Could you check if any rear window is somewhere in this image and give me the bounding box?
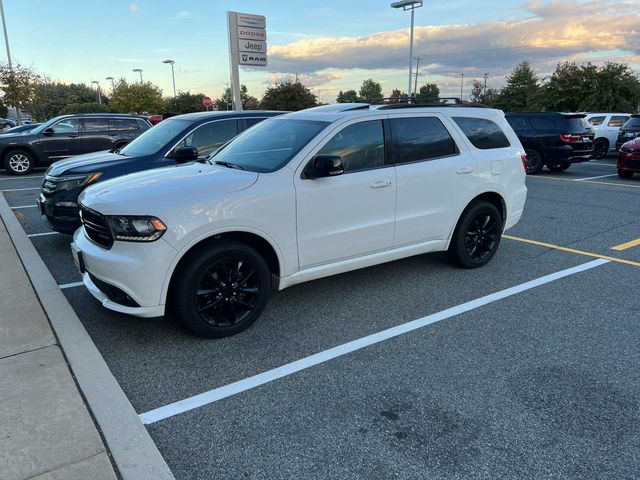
[529,117,557,131]
[560,117,592,133]
[110,118,140,131]
[84,118,109,132]
[608,116,629,127]
[505,116,528,131]
[452,117,510,149]
[390,117,458,164]
[622,117,640,129]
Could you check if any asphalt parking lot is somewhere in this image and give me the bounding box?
[2,159,640,479]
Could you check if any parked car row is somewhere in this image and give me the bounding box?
[38,103,528,338]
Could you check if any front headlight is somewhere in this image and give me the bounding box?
[55,172,102,191]
[106,215,167,242]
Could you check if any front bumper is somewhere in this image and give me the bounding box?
[38,192,81,234]
[72,227,177,317]
[618,152,640,172]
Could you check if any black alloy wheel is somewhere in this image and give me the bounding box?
[524,149,544,174]
[592,139,609,159]
[447,201,503,268]
[172,240,271,338]
[547,163,570,172]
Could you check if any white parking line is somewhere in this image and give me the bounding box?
[139,258,610,425]
[11,205,37,209]
[1,187,40,192]
[27,231,60,237]
[574,174,619,181]
[581,162,616,167]
[59,281,84,289]
[0,175,44,180]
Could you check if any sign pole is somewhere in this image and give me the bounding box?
[227,11,243,111]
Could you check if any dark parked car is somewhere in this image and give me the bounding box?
[1,123,43,135]
[615,115,640,151]
[1,114,151,175]
[505,112,594,174]
[617,137,640,179]
[39,110,283,233]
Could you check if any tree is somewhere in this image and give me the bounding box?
[415,83,440,104]
[31,81,99,120]
[109,79,164,114]
[469,80,484,103]
[0,62,42,124]
[336,89,358,103]
[164,92,207,114]
[260,81,317,111]
[494,61,541,112]
[359,79,383,102]
[62,102,110,114]
[214,84,259,111]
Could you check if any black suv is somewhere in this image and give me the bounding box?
[505,112,594,174]
[616,115,640,151]
[1,114,150,175]
[39,110,283,233]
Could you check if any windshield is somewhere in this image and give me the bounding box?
[119,119,189,156]
[209,119,329,173]
[30,116,65,134]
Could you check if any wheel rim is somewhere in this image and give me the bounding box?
[194,258,260,327]
[8,154,30,173]
[594,142,607,158]
[525,152,539,173]
[464,213,499,262]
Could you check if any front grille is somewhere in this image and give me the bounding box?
[80,205,113,249]
[42,175,57,195]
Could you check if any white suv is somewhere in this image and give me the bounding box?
[71,103,527,337]
[585,113,631,158]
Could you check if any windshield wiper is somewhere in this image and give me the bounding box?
[214,160,244,170]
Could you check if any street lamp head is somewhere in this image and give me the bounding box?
[91,80,99,85]
[162,59,175,65]
[105,76,114,80]
[390,0,423,9]
[132,68,143,73]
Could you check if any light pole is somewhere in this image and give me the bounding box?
[162,59,176,97]
[132,68,143,83]
[105,76,115,89]
[0,0,20,125]
[391,0,423,100]
[91,80,101,104]
[460,73,464,100]
[483,72,488,96]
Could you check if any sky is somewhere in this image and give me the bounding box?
[3,0,639,103]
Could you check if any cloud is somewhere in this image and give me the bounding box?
[266,0,639,85]
[129,3,138,15]
[265,71,344,87]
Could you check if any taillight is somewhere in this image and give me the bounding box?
[560,134,581,142]
[520,154,527,172]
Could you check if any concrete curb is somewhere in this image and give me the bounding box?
[0,194,175,480]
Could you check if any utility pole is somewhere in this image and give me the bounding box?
[413,56,422,97]
[460,73,464,100]
[0,0,20,125]
[483,73,488,96]
[294,72,299,83]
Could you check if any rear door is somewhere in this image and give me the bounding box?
[81,117,112,153]
[391,114,477,245]
[38,117,83,163]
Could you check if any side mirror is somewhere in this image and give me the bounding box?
[173,146,199,163]
[305,155,344,179]
[43,127,54,136]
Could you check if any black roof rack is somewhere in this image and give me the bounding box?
[378,102,489,110]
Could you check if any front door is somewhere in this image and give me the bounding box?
[294,118,396,269]
[38,118,83,163]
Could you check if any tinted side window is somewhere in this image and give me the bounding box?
[453,117,510,149]
[177,120,238,157]
[506,116,528,131]
[623,117,640,128]
[588,116,606,126]
[529,117,557,131]
[83,118,109,132]
[316,120,385,173]
[51,118,80,134]
[391,117,457,164]
[110,119,140,131]
[608,116,629,127]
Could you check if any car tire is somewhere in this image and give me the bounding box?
[2,122,12,130]
[547,163,570,172]
[171,240,271,338]
[618,169,633,179]
[524,149,544,174]
[447,201,503,269]
[3,149,34,175]
[592,139,609,159]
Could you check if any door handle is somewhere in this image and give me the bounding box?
[456,167,474,174]
[370,180,392,189]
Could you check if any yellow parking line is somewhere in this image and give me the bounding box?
[527,176,640,189]
[611,238,640,251]
[503,234,640,268]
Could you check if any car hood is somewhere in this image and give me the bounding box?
[46,150,135,176]
[79,162,259,215]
